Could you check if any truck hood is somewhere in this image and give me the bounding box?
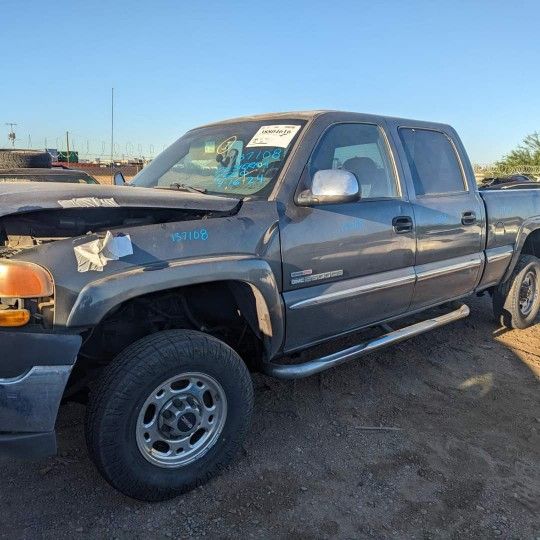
[0,181,240,218]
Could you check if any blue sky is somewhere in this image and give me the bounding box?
[2,0,539,163]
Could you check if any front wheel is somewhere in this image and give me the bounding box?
[85,330,254,501]
[493,254,540,329]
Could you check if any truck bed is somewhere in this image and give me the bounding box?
[481,188,540,251]
[478,188,540,289]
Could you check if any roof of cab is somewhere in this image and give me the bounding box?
[196,110,453,132]
[198,110,328,127]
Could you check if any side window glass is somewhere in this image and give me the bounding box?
[310,124,398,199]
[399,128,466,195]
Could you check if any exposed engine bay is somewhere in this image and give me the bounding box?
[0,206,234,257]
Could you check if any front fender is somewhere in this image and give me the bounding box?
[66,255,284,359]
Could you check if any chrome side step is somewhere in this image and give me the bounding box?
[263,303,470,379]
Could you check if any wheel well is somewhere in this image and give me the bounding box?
[521,229,540,258]
[69,281,264,400]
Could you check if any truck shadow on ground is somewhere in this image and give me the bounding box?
[0,296,538,539]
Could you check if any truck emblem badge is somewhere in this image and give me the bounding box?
[290,269,313,278]
[291,269,343,285]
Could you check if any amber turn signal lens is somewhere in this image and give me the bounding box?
[0,261,54,298]
[0,309,31,327]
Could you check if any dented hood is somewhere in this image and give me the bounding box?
[0,182,241,218]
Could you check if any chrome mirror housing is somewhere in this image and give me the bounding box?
[297,169,360,206]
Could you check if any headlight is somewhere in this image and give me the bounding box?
[0,260,54,298]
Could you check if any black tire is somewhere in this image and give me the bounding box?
[493,254,540,329]
[85,330,254,501]
[0,149,52,168]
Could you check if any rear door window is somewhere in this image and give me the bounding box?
[399,128,466,196]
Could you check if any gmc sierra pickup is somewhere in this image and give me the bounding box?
[1,111,540,501]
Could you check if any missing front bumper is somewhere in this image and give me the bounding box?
[0,431,57,459]
[0,331,81,458]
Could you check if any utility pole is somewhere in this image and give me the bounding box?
[5,123,17,147]
[111,87,114,168]
[66,131,70,164]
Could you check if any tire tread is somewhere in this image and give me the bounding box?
[85,330,253,501]
[493,254,540,329]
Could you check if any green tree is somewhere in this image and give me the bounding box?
[497,132,540,168]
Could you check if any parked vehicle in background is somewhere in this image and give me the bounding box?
[0,149,98,184]
[0,149,52,169]
[0,168,99,184]
[1,111,540,501]
[481,173,539,190]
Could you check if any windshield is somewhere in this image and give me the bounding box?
[132,120,306,198]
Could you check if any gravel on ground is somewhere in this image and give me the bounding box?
[1,296,539,539]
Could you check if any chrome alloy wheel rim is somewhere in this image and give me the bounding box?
[519,270,538,316]
[136,372,227,468]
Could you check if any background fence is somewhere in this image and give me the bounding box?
[473,164,540,178]
[5,130,540,185]
[3,132,166,164]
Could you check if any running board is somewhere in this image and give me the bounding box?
[263,303,470,379]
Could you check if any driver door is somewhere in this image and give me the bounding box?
[280,123,416,351]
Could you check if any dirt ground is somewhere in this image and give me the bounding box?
[1,295,539,539]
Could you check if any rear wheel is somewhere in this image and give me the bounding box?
[493,255,540,329]
[85,330,253,501]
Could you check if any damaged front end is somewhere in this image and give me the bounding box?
[0,183,240,257]
[0,183,243,457]
[0,243,81,458]
[0,183,240,324]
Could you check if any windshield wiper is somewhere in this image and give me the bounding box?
[167,182,207,194]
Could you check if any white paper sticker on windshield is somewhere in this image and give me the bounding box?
[246,125,301,148]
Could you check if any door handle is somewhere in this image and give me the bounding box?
[461,211,477,226]
[392,216,414,234]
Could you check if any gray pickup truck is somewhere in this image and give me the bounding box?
[1,111,540,501]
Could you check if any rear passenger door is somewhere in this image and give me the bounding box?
[395,126,485,309]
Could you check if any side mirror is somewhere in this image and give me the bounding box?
[113,171,126,186]
[296,169,360,206]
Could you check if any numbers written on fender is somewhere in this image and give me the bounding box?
[171,229,209,242]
